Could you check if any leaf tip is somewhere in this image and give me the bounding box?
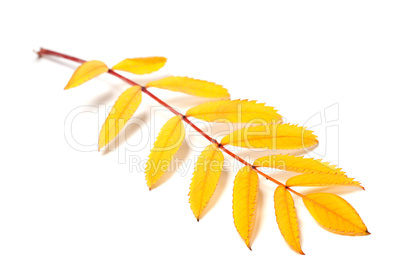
[295,247,305,255]
[193,211,200,222]
[98,142,105,152]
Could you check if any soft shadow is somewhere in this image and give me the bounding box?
[164,95,223,110]
[295,209,306,254]
[132,73,171,87]
[299,186,364,196]
[231,145,319,162]
[197,170,231,220]
[38,55,78,70]
[111,71,171,87]
[101,112,149,155]
[209,123,244,141]
[263,170,299,183]
[88,84,128,106]
[249,188,265,248]
[150,141,193,190]
[124,112,150,142]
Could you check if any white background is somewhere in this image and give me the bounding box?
[1,0,401,273]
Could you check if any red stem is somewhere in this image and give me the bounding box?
[37,48,304,197]
[37,48,86,64]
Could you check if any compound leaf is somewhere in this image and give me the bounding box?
[186,99,282,124]
[274,186,304,254]
[112,57,167,75]
[233,166,259,249]
[146,76,230,98]
[303,193,369,235]
[189,144,224,220]
[221,124,318,150]
[64,60,109,90]
[98,86,142,150]
[145,116,185,190]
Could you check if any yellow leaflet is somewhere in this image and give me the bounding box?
[303,193,369,236]
[274,186,304,255]
[233,166,259,249]
[287,173,363,189]
[145,116,185,190]
[186,99,282,124]
[221,124,318,150]
[112,57,167,75]
[98,86,142,150]
[64,60,109,90]
[146,76,230,98]
[253,154,344,175]
[189,144,224,220]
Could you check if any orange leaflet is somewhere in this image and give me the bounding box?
[112,57,167,75]
[186,99,282,124]
[146,76,230,98]
[274,186,304,254]
[287,173,363,189]
[303,193,369,236]
[64,60,109,90]
[221,124,318,150]
[189,144,224,220]
[145,116,185,190]
[232,166,259,249]
[98,86,142,150]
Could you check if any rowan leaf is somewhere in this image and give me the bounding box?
[287,173,363,189]
[253,154,344,175]
[146,76,230,98]
[186,99,282,124]
[64,60,109,90]
[145,116,185,190]
[303,193,369,235]
[274,186,304,254]
[189,144,224,220]
[42,48,370,253]
[98,86,142,150]
[233,166,259,249]
[112,57,167,75]
[221,124,318,150]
